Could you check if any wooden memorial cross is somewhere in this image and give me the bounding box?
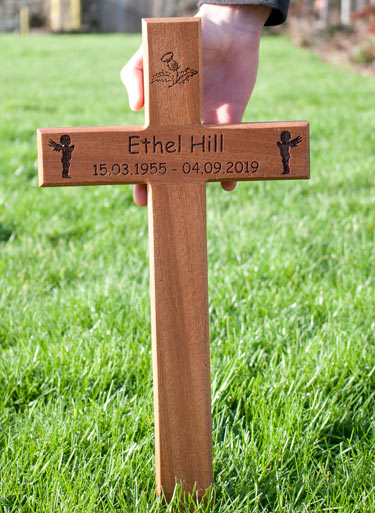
[37,18,309,501]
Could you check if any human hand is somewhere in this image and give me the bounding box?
[121,4,270,206]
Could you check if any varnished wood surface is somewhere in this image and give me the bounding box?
[38,122,309,187]
[36,16,310,501]
[143,18,203,127]
[148,183,212,499]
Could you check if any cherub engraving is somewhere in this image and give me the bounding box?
[48,134,75,179]
[151,51,198,88]
[277,131,303,175]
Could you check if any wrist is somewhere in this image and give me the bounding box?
[197,4,271,34]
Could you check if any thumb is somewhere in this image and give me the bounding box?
[120,46,144,111]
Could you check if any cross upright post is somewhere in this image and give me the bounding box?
[37,17,309,502]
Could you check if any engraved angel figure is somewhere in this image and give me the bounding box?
[277,131,303,175]
[151,51,198,88]
[48,134,75,179]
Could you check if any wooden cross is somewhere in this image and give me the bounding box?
[37,18,309,502]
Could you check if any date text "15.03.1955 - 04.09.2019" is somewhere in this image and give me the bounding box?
[92,160,260,178]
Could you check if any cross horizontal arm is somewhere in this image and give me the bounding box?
[38,121,309,187]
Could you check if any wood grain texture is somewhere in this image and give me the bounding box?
[148,183,212,500]
[145,19,212,500]
[38,122,309,187]
[143,18,203,127]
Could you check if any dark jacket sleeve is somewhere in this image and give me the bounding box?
[197,1,290,26]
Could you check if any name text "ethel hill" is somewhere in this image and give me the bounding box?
[128,134,224,155]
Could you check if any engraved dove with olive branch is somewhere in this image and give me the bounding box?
[151,51,198,88]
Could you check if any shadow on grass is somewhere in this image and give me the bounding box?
[0,223,15,243]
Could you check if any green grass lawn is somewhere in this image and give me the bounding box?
[0,33,374,512]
